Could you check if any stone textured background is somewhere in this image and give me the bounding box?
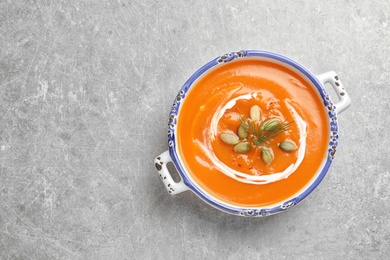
[0,0,389,259]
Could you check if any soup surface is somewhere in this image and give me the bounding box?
[177,58,329,207]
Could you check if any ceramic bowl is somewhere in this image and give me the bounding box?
[154,50,351,217]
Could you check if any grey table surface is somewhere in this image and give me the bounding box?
[1,1,389,259]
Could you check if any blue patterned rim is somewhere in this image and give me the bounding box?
[166,50,338,216]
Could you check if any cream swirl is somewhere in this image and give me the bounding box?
[198,99,307,185]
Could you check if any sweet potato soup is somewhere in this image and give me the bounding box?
[177,58,329,207]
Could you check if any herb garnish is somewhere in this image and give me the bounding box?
[238,116,294,146]
[219,104,296,164]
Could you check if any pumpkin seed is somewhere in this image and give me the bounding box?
[234,142,251,153]
[261,118,282,131]
[220,132,240,145]
[250,105,261,122]
[237,125,248,139]
[278,141,297,152]
[261,148,273,164]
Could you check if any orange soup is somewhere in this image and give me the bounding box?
[177,58,329,207]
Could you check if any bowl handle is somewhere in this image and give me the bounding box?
[154,150,189,195]
[316,71,351,114]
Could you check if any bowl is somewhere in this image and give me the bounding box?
[154,50,351,217]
